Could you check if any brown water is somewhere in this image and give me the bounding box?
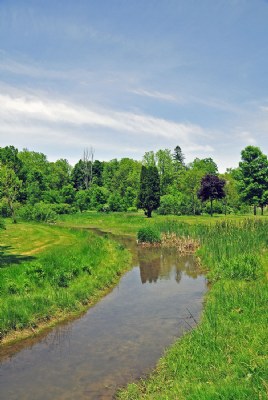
[0,234,206,400]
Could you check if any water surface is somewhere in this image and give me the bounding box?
[0,234,206,399]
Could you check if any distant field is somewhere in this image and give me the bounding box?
[57,210,267,236]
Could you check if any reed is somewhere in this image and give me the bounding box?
[118,219,268,399]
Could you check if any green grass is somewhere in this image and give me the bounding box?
[1,212,268,398]
[58,210,267,236]
[117,218,268,400]
[0,221,130,341]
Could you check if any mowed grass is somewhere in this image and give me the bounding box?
[117,219,268,400]
[0,220,130,342]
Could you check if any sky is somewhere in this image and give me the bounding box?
[1,0,268,171]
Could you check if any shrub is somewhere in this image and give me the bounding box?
[18,202,57,222]
[52,203,76,215]
[158,194,181,215]
[0,199,12,217]
[137,226,161,243]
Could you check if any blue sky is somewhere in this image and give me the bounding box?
[1,0,268,171]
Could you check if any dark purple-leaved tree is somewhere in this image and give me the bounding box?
[198,174,226,216]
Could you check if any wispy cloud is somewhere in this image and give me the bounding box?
[0,93,206,142]
[130,88,178,103]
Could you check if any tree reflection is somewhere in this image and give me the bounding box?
[137,247,200,284]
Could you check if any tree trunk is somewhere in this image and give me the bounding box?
[147,209,152,218]
[261,205,264,216]
[210,199,213,217]
[254,205,257,215]
[8,200,17,224]
[192,194,196,215]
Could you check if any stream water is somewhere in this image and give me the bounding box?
[0,233,206,400]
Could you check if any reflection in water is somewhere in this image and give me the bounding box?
[138,247,199,284]
[0,232,206,400]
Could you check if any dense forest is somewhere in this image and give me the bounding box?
[0,144,268,223]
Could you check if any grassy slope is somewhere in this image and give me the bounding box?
[0,220,131,343]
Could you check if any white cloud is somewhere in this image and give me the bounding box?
[130,88,178,103]
[0,93,205,142]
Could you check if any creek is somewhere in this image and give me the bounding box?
[0,232,206,399]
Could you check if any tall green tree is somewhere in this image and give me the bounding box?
[0,165,22,223]
[237,146,268,215]
[155,149,175,195]
[138,165,160,218]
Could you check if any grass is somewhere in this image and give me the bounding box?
[117,218,268,400]
[58,210,267,236]
[1,212,268,398]
[0,221,130,342]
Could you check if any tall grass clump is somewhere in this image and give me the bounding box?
[137,226,161,244]
[118,218,268,399]
[0,229,130,341]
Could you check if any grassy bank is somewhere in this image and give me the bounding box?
[0,221,130,343]
[118,219,268,399]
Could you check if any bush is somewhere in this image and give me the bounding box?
[137,226,161,243]
[18,202,57,222]
[158,195,181,215]
[108,192,127,212]
[0,199,12,217]
[52,203,76,215]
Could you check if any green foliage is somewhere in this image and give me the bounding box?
[237,146,268,214]
[108,192,127,212]
[75,189,91,212]
[137,226,161,243]
[18,202,57,222]
[158,194,181,215]
[90,185,109,209]
[0,199,12,217]
[138,165,160,217]
[0,165,22,222]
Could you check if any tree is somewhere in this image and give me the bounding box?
[0,165,22,223]
[198,174,226,216]
[237,146,268,215]
[189,157,218,174]
[138,165,160,218]
[179,157,218,215]
[220,170,240,214]
[83,147,94,189]
[155,149,175,195]
[173,145,185,166]
[142,151,156,167]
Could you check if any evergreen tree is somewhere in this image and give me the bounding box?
[138,165,160,218]
[173,145,185,166]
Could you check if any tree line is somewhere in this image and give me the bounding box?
[0,144,267,223]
